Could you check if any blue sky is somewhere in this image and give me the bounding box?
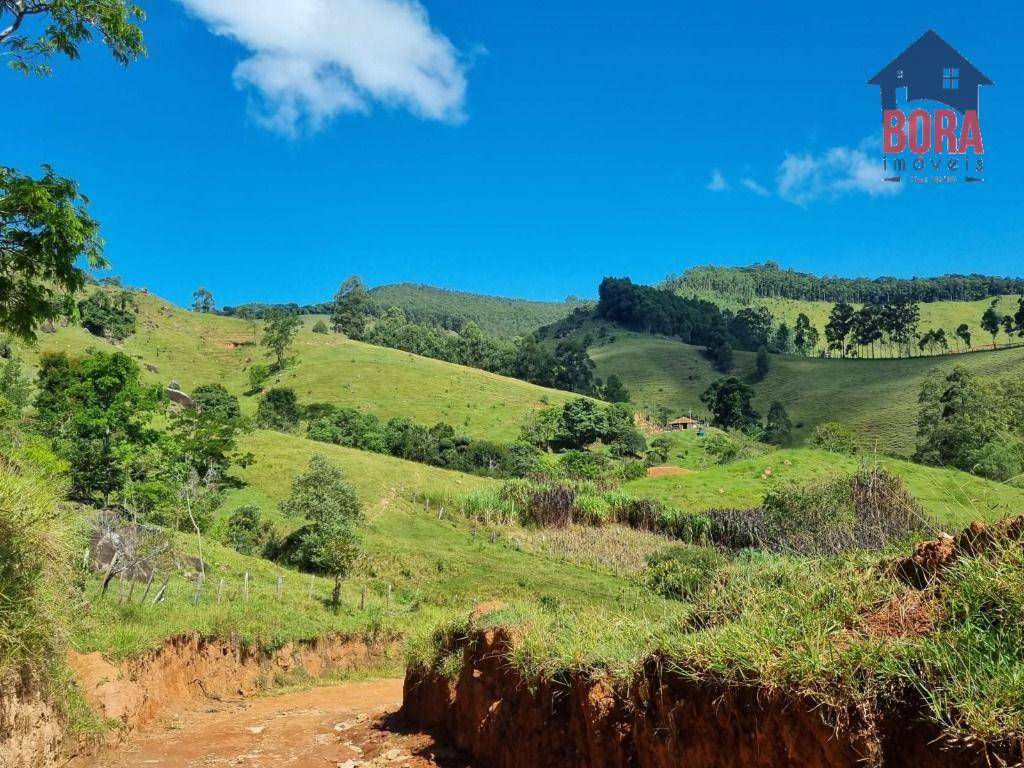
[6,0,1023,306]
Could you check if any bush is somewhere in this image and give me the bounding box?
[312,319,329,334]
[617,459,648,482]
[761,466,926,555]
[248,364,272,393]
[78,291,136,341]
[192,384,241,421]
[257,387,300,430]
[224,505,273,556]
[808,422,861,454]
[525,484,576,528]
[572,494,611,526]
[642,545,726,601]
[558,450,609,480]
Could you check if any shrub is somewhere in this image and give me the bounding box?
[572,494,611,526]
[257,387,300,430]
[78,291,136,341]
[525,484,576,528]
[312,319,329,334]
[558,450,609,480]
[616,459,648,482]
[192,384,241,422]
[224,505,273,556]
[761,466,926,555]
[247,363,272,393]
[642,545,726,601]
[808,422,861,454]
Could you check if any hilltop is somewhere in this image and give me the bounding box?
[18,290,580,441]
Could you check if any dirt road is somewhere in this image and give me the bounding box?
[82,679,473,768]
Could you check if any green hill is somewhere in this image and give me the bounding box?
[625,447,1024,529]
[583,323,1024,455]
[368,283,589,338]
[18,291,580,441]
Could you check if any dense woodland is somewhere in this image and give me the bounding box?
[670,262,1024,304]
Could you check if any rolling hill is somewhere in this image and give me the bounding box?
[625,446,1024,529]
[368,283,589,338]
[582,322,1024,455]
[16,290,581,442]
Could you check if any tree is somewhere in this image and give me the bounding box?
[955,323,972,352]
[257,387,300,431]
[705,333,734,373]
[602,374,630,403]
[808,422,860,454]
[510,335,559,388]
[261,309,301,369]
[825,301,855,357]
[772,323,794,354]
[330,276,370,339]
[764,401,792,446]
[192,288,215,313]
[793,313,819,356]
[34,350,162,504]
[0,166,106,340]
[1001,314,1016,347]
[78,289,136,340]
[312,319,329,334]
[700,378,759,430]
[192,384,241,422]
[0,357,31,411]
[279,456,364,608]
[557,398,607,450]
[755,345,770,379]
[981,301,1002,348]
[0,0,145,76]
[553,339,597,395]
[224,505,272,557]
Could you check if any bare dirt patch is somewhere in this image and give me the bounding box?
[77,679,473,768]
[647,466,693,478]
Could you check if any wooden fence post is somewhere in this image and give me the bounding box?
[140,572,155,604]
[275,574,283,599]
[386,583,392,610]
[243,572,249,602]
[217,578,225,605]
[152,575,170,605]
[192,573,204,606]
[360,585,367,611]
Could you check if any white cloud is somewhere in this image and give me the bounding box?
[706,169,729,192]
[177,0,468,135]
[740,178,770,197]
[776,138,900,206]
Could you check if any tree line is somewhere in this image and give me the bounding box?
[670,262,1024,304]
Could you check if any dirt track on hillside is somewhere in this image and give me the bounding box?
[79,679,473,768]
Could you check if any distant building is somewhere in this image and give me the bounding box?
[667,416,700,431]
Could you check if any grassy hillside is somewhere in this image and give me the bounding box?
[586,325,1024,454]
[625,447,1024,529]
[18,291,579,441]
[369,283,588,338]
[74,429,664,658]
[680,290,1020,355]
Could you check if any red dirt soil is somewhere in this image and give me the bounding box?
[76,679,473,768]
[646,466,693,477]
[402,628,1024,768]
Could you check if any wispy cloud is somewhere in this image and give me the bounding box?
[776,138,900,206]
[706,169,729,192]
[740,178,770,197]
[176,0,468,136]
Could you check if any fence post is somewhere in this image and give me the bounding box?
[386,583,392,610]
[360,584,367,611]
[243,572,249,602]
[192,573,204,606]
[276,574,283,599]
[140,572,155,604]
[217,578,225,605]
[152,575,170,605]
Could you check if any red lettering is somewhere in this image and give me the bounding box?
[957,110,984,154]
[882,109,906,153]
[908,109,931,153]
[934,109,958,154]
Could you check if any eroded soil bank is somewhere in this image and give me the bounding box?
[0,633,394,767]
[402,629,1024,768]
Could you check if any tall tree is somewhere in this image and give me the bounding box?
[764,401,792,446]
[825,301,855,358]
[330,275,370,339]
[955,323,972,351]
[261,309,301,370]
[700,377,759,430]
[192,287,215,313]
[793,313,819,356]
[601,374,630,403]
[981,301,1002,349]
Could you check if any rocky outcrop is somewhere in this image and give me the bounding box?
[402,629,1024,768]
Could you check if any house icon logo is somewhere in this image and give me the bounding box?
[868,31,992,183]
